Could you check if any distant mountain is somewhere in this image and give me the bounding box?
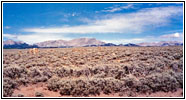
[123,43,140,47]
[137,41,183,47]
[35,40,68,48]
[3,40,38,49]
[84,43,118,47]
[3,40,24,46]
[67,38,105,47]
[35,38,105,47]
[3,39,183,49]
[100,43,117,46]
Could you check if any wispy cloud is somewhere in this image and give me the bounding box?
[23,6,183,34]
[102,32,183,44]
[4,33,72,44]
[102,38,145,44]
[160,32,182,38]
[4,26,11,29]
[60,12,79,22]
[99,4,134,13]
[4,6,183,44]
[4,32,183,44]
[18,34,72,44]
[4,34,17,39]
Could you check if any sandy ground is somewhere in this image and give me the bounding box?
[13,83,183,97]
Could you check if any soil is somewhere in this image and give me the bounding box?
[13,83,61,97]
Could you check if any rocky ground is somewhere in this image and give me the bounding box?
[3,46,183,97]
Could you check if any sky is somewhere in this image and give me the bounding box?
[3,3,183,44]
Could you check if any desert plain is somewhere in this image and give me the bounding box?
[3,46,183,97]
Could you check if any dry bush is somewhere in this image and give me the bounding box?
[173,53,182,60]
[42,67,53,79]
[47,76,61,91]
[28,68,51,83]
[138,71,180,93]
[17,76,29,86]
[3,78,18,97]
[3,65,27,79]
[35,92,44,97]
[55,67,71,77]
[17,94,24,97]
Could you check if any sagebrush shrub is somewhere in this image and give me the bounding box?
[3,78,18,97]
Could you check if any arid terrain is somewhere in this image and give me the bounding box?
[3,46,183,97]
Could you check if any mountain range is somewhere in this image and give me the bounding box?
[3,40,38,49]
[136,41,183,47]
[35,38,105,47]
[3,38,183,49]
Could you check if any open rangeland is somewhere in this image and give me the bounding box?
[3,46,183,97]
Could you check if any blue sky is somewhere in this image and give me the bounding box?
[3,3,183,44]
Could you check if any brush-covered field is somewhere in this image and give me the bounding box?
[3,46,183,97]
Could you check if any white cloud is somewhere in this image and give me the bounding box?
[72,12,77,17]
[4,26,11,29]
[63,12,78,17]
[4,32,183,45]
[100,4,134,12]
[102,38,145,44]
[160,32,182,38]
[3,33,72,44]
[5,6,182,44]
[4,34,17,39]
[23,6,183,34]
[102,32,183,44]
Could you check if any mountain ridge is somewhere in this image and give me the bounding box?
[3,39,38,49]
[137,41,183,46]
[35,38,105,47]
[3,38,183,49]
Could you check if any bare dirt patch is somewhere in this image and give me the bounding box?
[13,83,61,97]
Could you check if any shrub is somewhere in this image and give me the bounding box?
[121,77,136,88]
[173,53,182,60]
[144,72,180,92]
[170,61,179,72]
[29,68,41,78]
[3,66,27,79]
[93,71,106,78]
[17,77,29,85]
[17,94,24,97]
[59,81,73,95]
[154,60,165,69]
[32,76,48,84]
[35,92,44,97]
[47,76,61,91]
[137,79,152,93]
[55,67,71,78]
[178,57,183,70]
[3,77,18,97]
[42,67,53,79]
[172,72,183,88]
[73,70,83,77]
[104,77,123,93]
